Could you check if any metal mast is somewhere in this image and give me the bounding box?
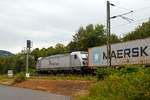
[26,40,31,77]
[106,1,111,67]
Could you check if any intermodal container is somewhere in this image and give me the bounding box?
[88,38,150,67]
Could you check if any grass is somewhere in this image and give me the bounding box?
[0,73,96,85]
[0,75,14,85]
[30,74,96,81]
[0,75,11,79]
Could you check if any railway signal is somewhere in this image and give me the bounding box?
[26,40,32,78]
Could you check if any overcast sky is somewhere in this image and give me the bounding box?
[0,0,150,54]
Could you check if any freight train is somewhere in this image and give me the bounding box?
[36,38,150,72]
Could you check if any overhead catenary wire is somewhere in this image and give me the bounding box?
[109,3,150,28]
[109,3,134,23]
[104,2,150,39]
[134,6,150,12]
[113,5,133,11]
[93,4,150,30]
[112,17,150,28]
[110,3,150,12]
[111,17,150,38]
[111,11,133,19]
[96,16,149,29]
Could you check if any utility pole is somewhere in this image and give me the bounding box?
[26,48,29,74]
[106,1,111,67]
[106,1,133,67]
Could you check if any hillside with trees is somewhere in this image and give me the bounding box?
[0,50,13,58]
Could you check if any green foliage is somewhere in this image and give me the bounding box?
[95,65,145,81]
[54,43,66,54]
[119,65,144,75]
[144,67,150,74]
[65,41,78,52]
[122,20,150,41]
[0,75,10,80]
[31,48,40,61]
[95,67,118,81]
[0,50,13,58]
[33,74,96,81]
[0,52,36,74]
[0,57,6,74]
[110,34,121,43]
[29,69,38,76]
[14,72,26,83]
[67,24,121,52]
[31,43,66,60]
[95,68,108,81]
[78,65,150,100]
[70,24,107,51]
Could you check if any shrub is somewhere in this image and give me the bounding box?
[119,65,145,75]
[144,67,150,74]
[95,67,118,81]
[78,65,150,100]
[14,72,26,83]
[29,69,38,76]
[95,65,145,81]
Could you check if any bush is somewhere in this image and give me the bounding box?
[14,72,26,83]
[29,69,38,76]
[95,65,145,81]
[87,71,150,100]
[95,67,118,81]
[119,65,145,75]
[78,65,150,100]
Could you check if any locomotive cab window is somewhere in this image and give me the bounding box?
[74,55,77,59]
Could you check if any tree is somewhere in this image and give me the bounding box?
[70,24,106,51]
[65,41,78,52]
[0,57,6,74]
[31,48,40,61]
[122,20,150,41]
[40,48,47,57]
[110,34,121,44]
[54,43,65,54]
[47,46,55,56]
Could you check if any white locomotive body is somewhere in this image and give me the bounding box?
[36,51,88,72]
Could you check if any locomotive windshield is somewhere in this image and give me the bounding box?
[81,53,88,60]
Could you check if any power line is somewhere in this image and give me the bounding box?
[109,4,150,28]
[112,17,150,28]
[113,5,133,11]
[109,3,133,11]
[109,3,134,23]
[106,2,150,38]
[95,5,150,28]
[111,11,133,19]
[134,6,150,12]
[97,5,150,24]
[111,18,150,38]
[111,11,134,23]
[112,4,150,13]
[97,15,149,29]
